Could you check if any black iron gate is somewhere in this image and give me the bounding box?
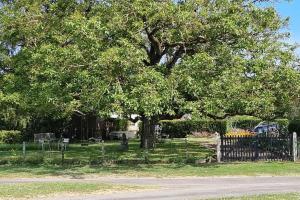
[220,135,293,162]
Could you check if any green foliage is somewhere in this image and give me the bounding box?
[275,118,289,134]
[0,0,298,142]
[161,117,290,137]
[113,119,128,131]
[227,116,289,133]
[0,130,22,144]
[159,120,227,138]
[0,92,29,130]
[288,120,300,135]
[227,116,261,131]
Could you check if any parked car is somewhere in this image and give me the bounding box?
[253,122,279,136]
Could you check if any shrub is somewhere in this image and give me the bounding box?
[114,119,128,131]
[24,155,44,165]
[0,130,22,144]
[159,120,227,138]
[275,119,289,135]
[288,119,300,135]
[145,117,290,138]
[227,116,261,131]
[227,116,289,135]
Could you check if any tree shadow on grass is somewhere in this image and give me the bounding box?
[0,138,220,178]
[0,162,227,178]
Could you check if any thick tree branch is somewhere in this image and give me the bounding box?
[166,45,184,69]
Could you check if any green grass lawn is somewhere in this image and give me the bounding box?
[1,137,300,178]
[0,182,146,199]
[1,162,300,178]
[212,193,300,200]
[0,138,214,166]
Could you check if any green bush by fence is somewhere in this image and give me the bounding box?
[288,119,300,135]
[159,117,290,138]
[226,116,289,134]
[159,120,227,138]
[275,119,289,134]
[226,116,261,131]
[0,130,23,144]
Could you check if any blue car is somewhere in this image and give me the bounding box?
[253,122,279,136]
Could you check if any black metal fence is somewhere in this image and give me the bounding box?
[220,135,293,162]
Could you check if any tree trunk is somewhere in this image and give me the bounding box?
[140,116,156,149]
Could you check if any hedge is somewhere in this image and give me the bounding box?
[227,116,261,131]
[288,119,300,135]
[113,119,128,131]
[0,130,22,144]
[275,119,289,134]
[159,120,227,138]
[159,117,290,138]
[227,116,289,134]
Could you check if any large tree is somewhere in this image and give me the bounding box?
[0,0,299,147]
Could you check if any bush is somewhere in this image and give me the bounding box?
[113,119,128,131]
[159,120,227,138]
[227,116,289,135]
[0,130,22,144]
[24,155,44,165]
[275,119,289,135]
[227,116,261,131]
[159,117,290,138]
[288,119,300,135]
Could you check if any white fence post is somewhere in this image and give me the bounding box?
[22,141,26,158]
[185,137,188,160]
[216,132,221,163]
[293,132,298,162]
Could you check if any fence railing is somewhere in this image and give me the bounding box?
[217,133,296,162]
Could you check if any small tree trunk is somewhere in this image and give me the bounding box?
[140,116,155,149]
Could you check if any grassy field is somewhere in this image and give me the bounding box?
[0,138,214,166]
[0,182,146,199]
[1,137,300,178]
[212,193,300,200]
[1,162,300,178]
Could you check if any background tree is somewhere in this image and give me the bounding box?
[0,0,299,148]
[101,0,300,147]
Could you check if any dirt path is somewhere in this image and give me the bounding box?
[1,176,300,199]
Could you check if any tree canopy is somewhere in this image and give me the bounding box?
[0,0,299,135]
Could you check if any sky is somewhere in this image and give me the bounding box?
[271,0,300,53]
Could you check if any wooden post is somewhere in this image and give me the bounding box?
[101,140,105,160]
[22,141,26,158]
[293,132,298,162]
[144,139,149,163]
[61,143,65,165]
[185,137,188,160]
[216,133,221,163]
[254,140,258,160]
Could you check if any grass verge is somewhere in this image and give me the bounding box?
[1,162,300,178]
[0,182,146,199]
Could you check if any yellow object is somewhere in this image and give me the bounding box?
[225,129,255,137]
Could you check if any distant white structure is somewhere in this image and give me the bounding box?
[108,113,140,139]
[180,114,192,120]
